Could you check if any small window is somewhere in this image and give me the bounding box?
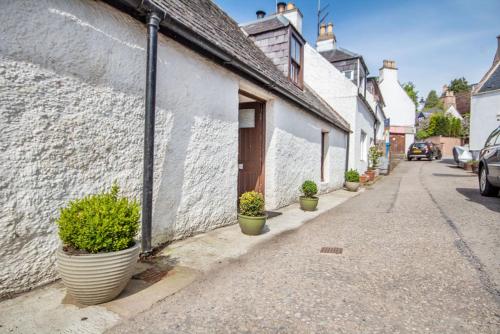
[343,70,353,80]
[321,131,329,182]
[289,34,303,87]
[485,129,500,147]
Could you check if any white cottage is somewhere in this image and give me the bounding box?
[470,36,500,155]
[378,60,416,155]
[0,0,350,297]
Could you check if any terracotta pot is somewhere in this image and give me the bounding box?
[238,214,267,235]
[464,163,472,171]
[345,181,360,192]
[366,170,375,181]
[57,243,139,305]
[360,175,369,184]
[299,196,319,211]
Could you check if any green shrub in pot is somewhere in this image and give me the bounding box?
[299,180,318,211]
[344,169,360,192]
[56,184,141,305]
[238,191,266,235]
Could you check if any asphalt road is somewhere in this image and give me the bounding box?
[109,159,500,334]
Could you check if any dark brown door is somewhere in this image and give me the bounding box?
[238,102,265,199]
[390,134,406,155]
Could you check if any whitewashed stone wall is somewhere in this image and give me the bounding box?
[0,0,240,298]
[265,98,347,209]
[470,91,500,152]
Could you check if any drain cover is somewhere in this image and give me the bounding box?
[320,247,343,254]
[133,267,168,283]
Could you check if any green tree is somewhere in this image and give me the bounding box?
[426,112,462,137]
[423,90,443,110]
[403,82,419,111]
[449,77,470,93]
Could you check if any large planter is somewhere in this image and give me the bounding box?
[57,242,140,305]
[299,196,318,211]
[366,170,376,181]
[345,181,360,192]
[360,175,369,184]
[238,214,267,235]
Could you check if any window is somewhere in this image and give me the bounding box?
[360,131,367,161]
[485,129,500,147]
[289,34,303,87]
[321,131,329,182]
[343,70,353,80]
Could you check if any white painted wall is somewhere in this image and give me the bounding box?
[470,91,500,151]
[265,98,347,209]
[378,67,416,128]
[0,0,349,297]
[303,44,375,173]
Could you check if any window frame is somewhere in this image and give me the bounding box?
[288,27,304,89]
[343,70,354,80]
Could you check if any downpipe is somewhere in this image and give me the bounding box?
[141,11,162,255]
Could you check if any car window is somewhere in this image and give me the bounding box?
[412,143,427,149]
[485,129,500,147]
[495,133,500,145]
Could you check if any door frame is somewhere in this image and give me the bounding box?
[237,99,266,197]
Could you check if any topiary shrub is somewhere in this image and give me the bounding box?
[239,191,265,217]
[56,184,140,254]
[300,180,318,198]
[345,169,360,182]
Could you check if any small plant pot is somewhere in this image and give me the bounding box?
[238,214,267,235]
[299,196,318,211]
[463,163,472,171]
[472,164,479,174]
[345,181,360,192]
[360,175,369,184]
[57,243,140,305]
[366,170,376,181]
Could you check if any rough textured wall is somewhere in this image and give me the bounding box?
[265,99,347,209]
[0,0,239,297]
[470,93,500,151]
[355,98,376,173]
[378,68,416,128]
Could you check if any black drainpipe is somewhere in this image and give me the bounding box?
[141,10,163,255]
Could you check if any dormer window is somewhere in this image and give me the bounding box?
[343,70,354,80]
[289,33,303,88]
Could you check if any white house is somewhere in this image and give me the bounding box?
[378,60,416,155]
[0,0,350,298]
[293,21,382,173]
[470,36,500,154]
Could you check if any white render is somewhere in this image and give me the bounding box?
[303,44,376,173]
[445,105,463,120]
[378,64,416,151]
[469,90,500,151]
[0,0,348,296]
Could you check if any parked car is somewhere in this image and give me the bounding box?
[407,142,442,161]
[478,126,500,197]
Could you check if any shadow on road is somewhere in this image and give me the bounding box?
[433,173,476,178]
[456,187,500,213]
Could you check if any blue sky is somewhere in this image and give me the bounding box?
[214,0,500,99]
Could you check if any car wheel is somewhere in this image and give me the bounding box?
[407,157,412,161]
[417,158,421,161]
[479,166,499,197]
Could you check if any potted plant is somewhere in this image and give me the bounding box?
[299,180,318,211]
[344,169,360,192]
[238,191,267,235]
[360,174,369,184]
[471,160,479,173]
[56,184,140,305]
[367,146,382,180]
[464,160,473,171]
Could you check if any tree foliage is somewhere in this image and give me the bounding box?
[403,82,419,110]
[426,112,462,137]
[423,90,443,110]
[449,77,470,93]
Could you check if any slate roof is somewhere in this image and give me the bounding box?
[108,0,350,132]
[240,16,289,36]
[477,61,500,94]
[320,47,361,63]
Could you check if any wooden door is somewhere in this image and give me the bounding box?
[390,134,406,155]
[238,102,265,199]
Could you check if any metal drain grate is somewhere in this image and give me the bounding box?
[133,267,168,283]
[320,247,343,254]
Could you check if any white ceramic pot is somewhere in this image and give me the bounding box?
[345,181,360,192]
[57,243,139,305]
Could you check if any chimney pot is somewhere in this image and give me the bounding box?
[256,10,266,19]
[319,23,326,36]
[277,2,286,13]
[327,22,333,34]
[286,2,295,10]
[383,60,397,69]
[443,85,448,93]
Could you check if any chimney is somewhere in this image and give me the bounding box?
[280,2,303,34]
[277,2,286,13]
[316,21,336,52]
[256,10,266,19]
[379,60,398,81]
[442,84,448,94]
[494,35,500,65]
[442,88,456,110]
